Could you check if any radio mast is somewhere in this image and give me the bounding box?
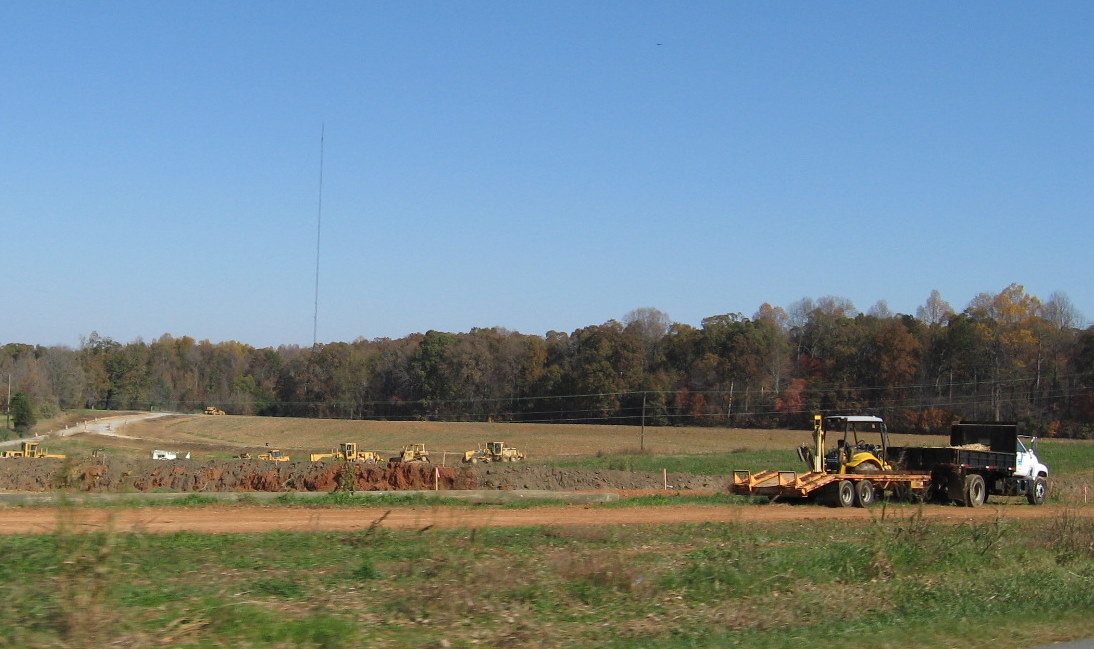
[313,123,325,347]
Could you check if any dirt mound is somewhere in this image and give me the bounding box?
[0,458,470,493]
[0,458,725,494]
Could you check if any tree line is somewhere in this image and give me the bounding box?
[3,284,1092,437]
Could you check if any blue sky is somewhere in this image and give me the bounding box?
[3,2,1091,348]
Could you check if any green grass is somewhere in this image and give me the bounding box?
[548,448,799,475]
[1037,440,1094,477]
[0,510,1089,648]
[549,441,1092,480]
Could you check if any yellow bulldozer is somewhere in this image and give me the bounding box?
[310,442,384,463]
[389,443,430,463]
[203,406,226,415]
[462,441,526,464]
[237,448,290,462]
[0,441,66,459]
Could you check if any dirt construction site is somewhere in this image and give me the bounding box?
[0,411,1089,535]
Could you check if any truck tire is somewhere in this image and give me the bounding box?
[834,480,856,508]
[853,480,876,508]
[962,474,986,508]
[1027,476,1048,505]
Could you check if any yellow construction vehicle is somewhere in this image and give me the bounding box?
[203,406,226,415]
[462,441,526,464]
[733,414,929,508]
[310,442,384,463]
[0,441,66,459]
[390,443,430,463]
[257,448,290,462]
[237,448,290,461]
[798,415,892,474]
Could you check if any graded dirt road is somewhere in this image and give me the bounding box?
[2,502,1086,535]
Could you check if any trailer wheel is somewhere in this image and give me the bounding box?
[1027,476,1048,506]
[853,480,876,508]
[963,474,986,508]
[834,480,856,508]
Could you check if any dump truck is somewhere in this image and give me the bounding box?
[889,421,1049,506]
[390,443,430,463]
[732,415,930,507]
[463,441,526,463]
[151,449,191,460]
[0,441,66,459]
[310,442,385,463]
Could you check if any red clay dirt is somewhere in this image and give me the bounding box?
[0,457,722,493]
[0,502,1086,536]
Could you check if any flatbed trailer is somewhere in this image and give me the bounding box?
[731,469,931,507]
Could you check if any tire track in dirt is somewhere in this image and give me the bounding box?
[1,502,1085,535]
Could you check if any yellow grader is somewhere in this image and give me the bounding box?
[0,441,66,459]
[310,442,384,463]
[462,441,526,464]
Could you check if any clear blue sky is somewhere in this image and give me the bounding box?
[3,1,1091,349]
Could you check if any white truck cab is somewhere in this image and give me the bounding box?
[1014,436,1048,479]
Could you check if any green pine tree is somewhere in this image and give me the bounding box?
[10,392,36,434]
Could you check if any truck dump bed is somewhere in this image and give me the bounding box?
[889,446,1015,472]
[889,422,1018,472]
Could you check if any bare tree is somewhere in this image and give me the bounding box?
[868,300,893,319]
[1043,291,1084,330]
[916,289,954,325]
[622,307,672,343]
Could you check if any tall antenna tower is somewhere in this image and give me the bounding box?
[313,123,325,347]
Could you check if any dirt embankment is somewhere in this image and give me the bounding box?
[0,458,468,493]
[0,457,725,494]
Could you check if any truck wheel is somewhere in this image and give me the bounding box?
[1027,476,1048,505]
[963,474,986,508]
[835,480,856,508]
[853,480,876,508]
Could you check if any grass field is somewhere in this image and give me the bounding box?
[1,510,1090,649]
[34,411,951,459]
[3,412,1093,648]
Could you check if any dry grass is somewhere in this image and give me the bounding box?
[72,414,949,460]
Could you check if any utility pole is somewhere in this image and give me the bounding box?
[6,374,10,431]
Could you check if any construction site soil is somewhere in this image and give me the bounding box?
[0,457,726,494]
[0,458,1083,535]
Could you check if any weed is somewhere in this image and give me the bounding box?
[173,493,220,507]
[251,576,307,599]
[1044,507,1094,564]
[553,550,650,605]
[351,556,381,580]
[54,511,119,648]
